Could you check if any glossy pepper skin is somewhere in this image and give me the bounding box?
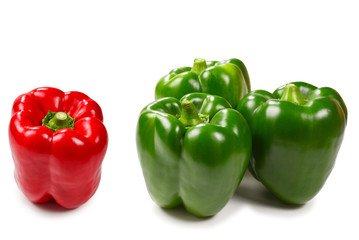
[9,87,108,208]
[236,82,347,204]
[136,93,251,217]
[155,58,250,108]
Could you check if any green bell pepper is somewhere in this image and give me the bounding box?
[236,81,347,204]
[136,93,251,217]
[155,58,250,108]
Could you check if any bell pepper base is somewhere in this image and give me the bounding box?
[9,87,108,209]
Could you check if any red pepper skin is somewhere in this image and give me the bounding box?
[9,87,108,208]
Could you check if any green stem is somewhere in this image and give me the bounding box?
[42,111,75,132]
[191,58,207,75]
[280,83,306,105]
[179,100,204,129]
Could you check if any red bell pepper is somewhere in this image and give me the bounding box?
[9,87,108,208]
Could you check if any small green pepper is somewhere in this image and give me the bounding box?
[155,58,250,108]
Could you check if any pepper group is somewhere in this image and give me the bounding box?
[9,58,347,217]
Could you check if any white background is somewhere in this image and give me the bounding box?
[0,0,358,239]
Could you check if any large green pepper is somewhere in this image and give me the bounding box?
[136,93,251,217]
[155,58,250,108]
[236,82,347,204]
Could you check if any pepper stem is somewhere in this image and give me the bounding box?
[280,83,306,105]
[42,111,75,132]
[191,58,207,75]
[179,100,204,129]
